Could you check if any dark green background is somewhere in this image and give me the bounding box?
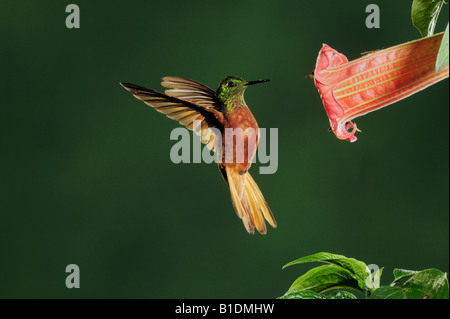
[1,1,448,298]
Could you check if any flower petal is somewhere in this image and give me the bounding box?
[313,33,449,142]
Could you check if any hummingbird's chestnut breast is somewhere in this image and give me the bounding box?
[222,106,259,175]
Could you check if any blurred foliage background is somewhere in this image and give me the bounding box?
[0,0,448,298]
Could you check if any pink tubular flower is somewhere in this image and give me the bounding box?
[313,33,449,142]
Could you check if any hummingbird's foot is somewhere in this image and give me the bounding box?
[239,169,248,175]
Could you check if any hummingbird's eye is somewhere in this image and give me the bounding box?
[227,81,236,88]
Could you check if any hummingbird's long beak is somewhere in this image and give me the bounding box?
[245,79,270,86]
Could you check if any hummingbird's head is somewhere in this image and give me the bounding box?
[216,76,270,106]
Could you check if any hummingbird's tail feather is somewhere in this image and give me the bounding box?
[225,166,277,235]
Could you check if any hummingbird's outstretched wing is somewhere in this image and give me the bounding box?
[121,82,222,151]
[161,76,218,110]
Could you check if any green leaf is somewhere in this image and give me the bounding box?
[369,286,407,299]
[436,24,449,72]
[283,252,371,291]
[412,0,446,37]
[391,268,419,285]
[283,264,363,295]
[279,289,357,299]
[402,269,449,299]
[371,269,449,299]
[373,267,383,289]
[325,290,358,299]
[278,290,326,299]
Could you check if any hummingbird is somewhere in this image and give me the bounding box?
[120,76,277,234]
